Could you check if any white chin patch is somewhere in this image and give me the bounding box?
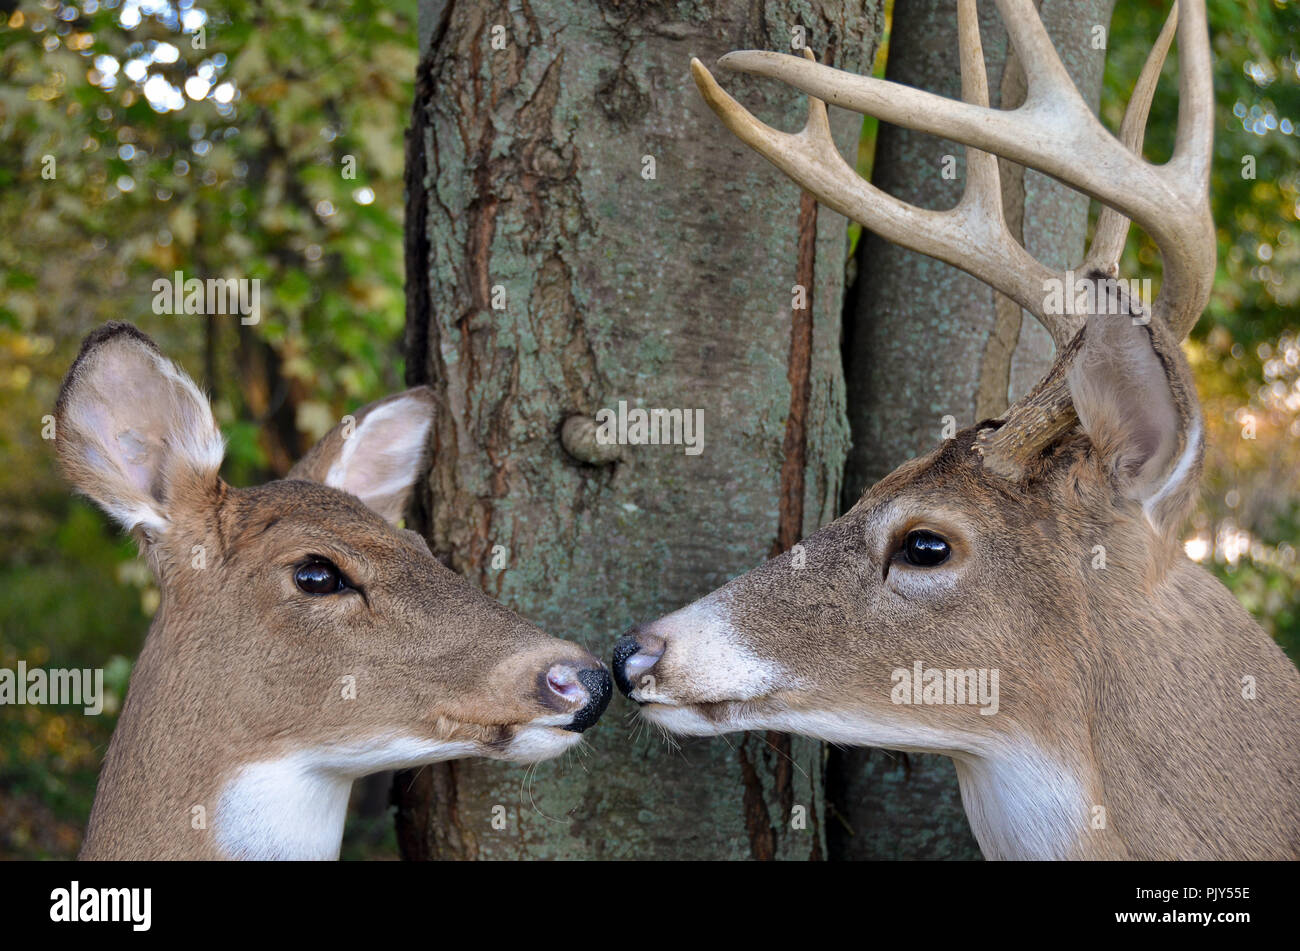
[637,704,732,737]
[214,726,584,859]
[499,722,584,763]
[216,735,478,860]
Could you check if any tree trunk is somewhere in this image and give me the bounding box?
[398,0,881,858]
[828,0,1117,860]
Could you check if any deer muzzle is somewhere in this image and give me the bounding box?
[545,662,613,732]
[611,627,666,699]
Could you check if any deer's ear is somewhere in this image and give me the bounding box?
[289,387,434,525]
[55,322,225,538]
[1067,307,1202,534]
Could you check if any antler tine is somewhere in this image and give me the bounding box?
[1161,0,1216,339]
[1085,1,1180,276]
[697,1,1214,481]
[692,7,1075,347]
[976,2,1212,481]
[951,0,1085,345]
[991,0,1079,101]
[1171,0,1214,192]
[955,0,1000,205]
[716,0,1214,343]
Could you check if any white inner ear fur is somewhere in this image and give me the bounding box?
[62,342,223,536]
[324,395,432,524]
[1141,410,1201,528]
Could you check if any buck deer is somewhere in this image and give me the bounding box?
[612,0,1300,859]
[56,323,611,859]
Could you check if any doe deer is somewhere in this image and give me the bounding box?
[612,0,1300,859]
[56,323,611,859]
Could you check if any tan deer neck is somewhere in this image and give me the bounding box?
[81,624,231,858]
[1081,560,1300,859]
[83,613,472,860]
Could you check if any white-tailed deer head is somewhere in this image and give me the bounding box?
[612,0,1300,859]
[57,323,611,860]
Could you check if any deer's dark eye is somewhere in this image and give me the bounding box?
[903,530,950,567]
[295,560,345,595]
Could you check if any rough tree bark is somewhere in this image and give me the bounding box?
[828,0,1118,860]
[398,0,881,859]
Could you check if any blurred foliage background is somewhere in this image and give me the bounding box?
[0,0,1295,858]
[1,0,416,858]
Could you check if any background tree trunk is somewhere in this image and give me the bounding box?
[828,0,1117,860]
[398,0,881,859]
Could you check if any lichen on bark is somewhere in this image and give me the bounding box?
[400,0,880,859]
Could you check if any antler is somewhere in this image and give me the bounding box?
[691,0,1214,479]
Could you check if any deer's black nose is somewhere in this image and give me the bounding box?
[612,627,666,698]
[546,663,612,732]
[569,667,612,732]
